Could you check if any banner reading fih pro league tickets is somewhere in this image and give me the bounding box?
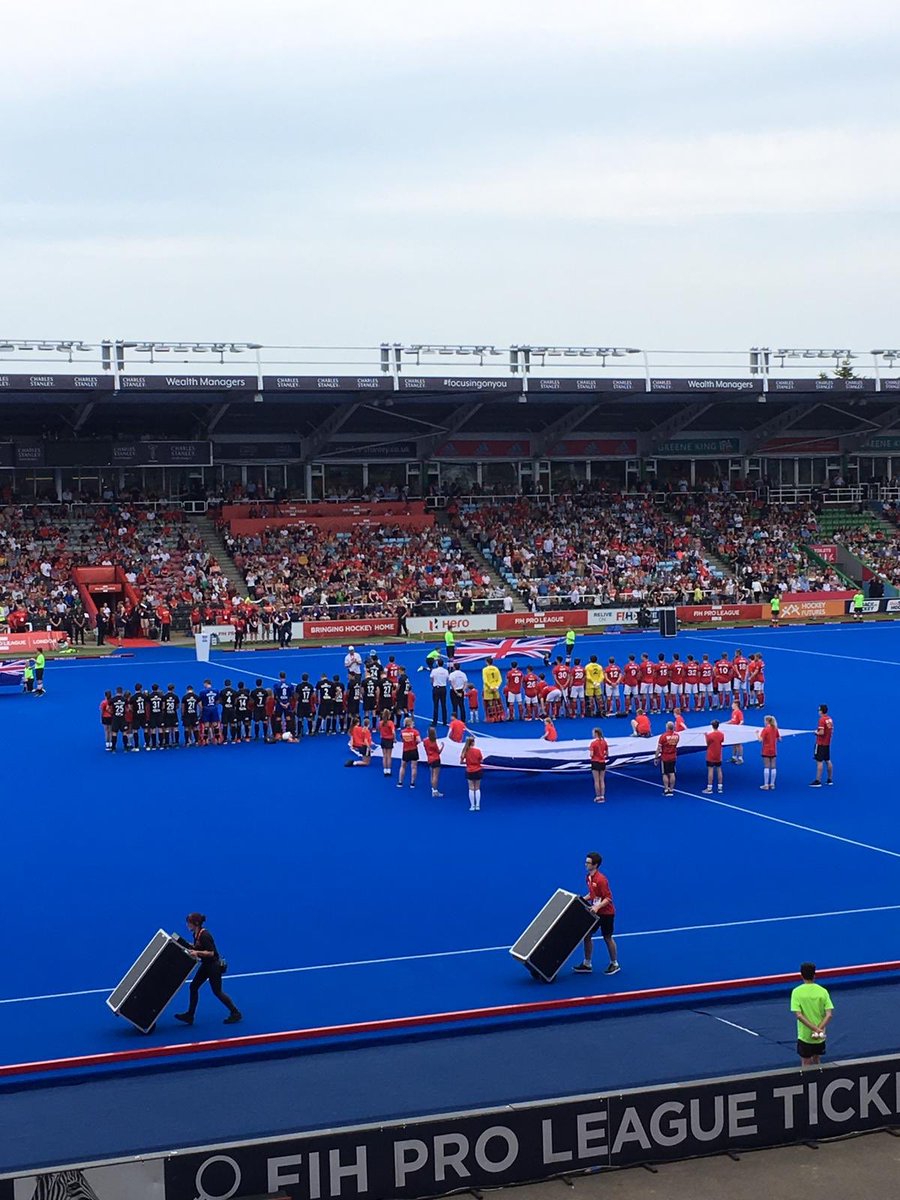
[162,1057,900,1199]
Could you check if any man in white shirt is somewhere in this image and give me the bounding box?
[430,658,450,724]
[448,665,469,720]
[503,594,514,613]
[344,646,362,679]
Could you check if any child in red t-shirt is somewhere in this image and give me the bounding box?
[466,683,480,721]
[728,699,744,764]
[542,717,558,742]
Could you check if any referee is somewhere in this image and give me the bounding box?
[430,657,449,724]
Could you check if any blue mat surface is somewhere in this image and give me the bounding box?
[2,624,898,1075]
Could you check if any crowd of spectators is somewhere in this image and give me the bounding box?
[833,509,900,588]
[223,521,508,618]
[0,504,233,638]
[690,494,845,598]
[455,491,723,610]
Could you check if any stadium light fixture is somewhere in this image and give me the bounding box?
[0,338,97,361]
[774,348,855,361]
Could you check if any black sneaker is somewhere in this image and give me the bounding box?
[175,1012,194,1025]
[604,963,621,975]
[224,1011,243,1025]
[809,780,822,787]
[573,963,593,974]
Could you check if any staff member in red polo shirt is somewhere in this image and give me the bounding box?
[461,736,484,812]
[703,719,725,794]
[655,721,680,796]
[573,851,620,976]
[397,717,421,790]
[589,727,609,803]
[810,704,834,787]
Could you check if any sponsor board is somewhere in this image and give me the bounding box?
[407,614,498,635]
[676,604,764,623]
[0,631,68,653]
[200,623,236,644]
[303,618,400,640]
[588,607,641,626]
[844,599,900,615]
[12,1159,161,1198]
[497,610,587,631]
[778,598,847,620]
[161,1055,900,1199]
[810,544,838,563]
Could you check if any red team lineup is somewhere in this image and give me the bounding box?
[493,647,767,720]
[94,638,834,807]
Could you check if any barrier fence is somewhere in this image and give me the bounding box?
[197,590,870,644]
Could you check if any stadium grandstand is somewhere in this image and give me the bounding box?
[2,341,900,639]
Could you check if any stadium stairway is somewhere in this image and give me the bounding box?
[188,513,247,597]
[448,522,528,611]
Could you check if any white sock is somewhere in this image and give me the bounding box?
[770,768,777,787]
[764,768,771,786]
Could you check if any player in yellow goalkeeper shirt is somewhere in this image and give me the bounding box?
[482,657,503,724]
[585,655,605,717]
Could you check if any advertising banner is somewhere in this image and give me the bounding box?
[0,631,68,653]
[406,614,499,635]
[767,377,875,393]
[263,375,392,393]
[497,610,587,630]
[778,597,850,620]
[550,438,638,457]
[676,604,764,623]
[846,598,900,614]
[398,377,523,395]
[588,606,641,625]
[13,1159,163,1198]
[215,441,303,460]
[111,442,212,466]
[0,373,114,391]
[526,377,643,394]
[199,624,236,644]
[0,443,12,467]
[810,544,838,562]
[651,378,763,395]
[655,438,740,455]
[434,439,532,459]
[302,617,400,640]
[118,375,256,393]
[162,1055,900,1198]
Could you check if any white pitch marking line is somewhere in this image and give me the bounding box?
[616,771,900,860]
[4,902,900,1006]
[708,1016,760,1037]
[678,632,900,668]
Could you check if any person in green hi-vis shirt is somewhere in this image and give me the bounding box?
[853,588,865,620]
[34,649,46,695]
[565,628,576,664]
[791,961,833,1067]
[444,627,455,662]
[769,593,781,625]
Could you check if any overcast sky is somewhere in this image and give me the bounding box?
[1,0,897,360]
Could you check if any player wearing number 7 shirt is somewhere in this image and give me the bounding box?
[670,653,686,711]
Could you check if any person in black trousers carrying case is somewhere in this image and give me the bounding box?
[175,912,243,1025]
